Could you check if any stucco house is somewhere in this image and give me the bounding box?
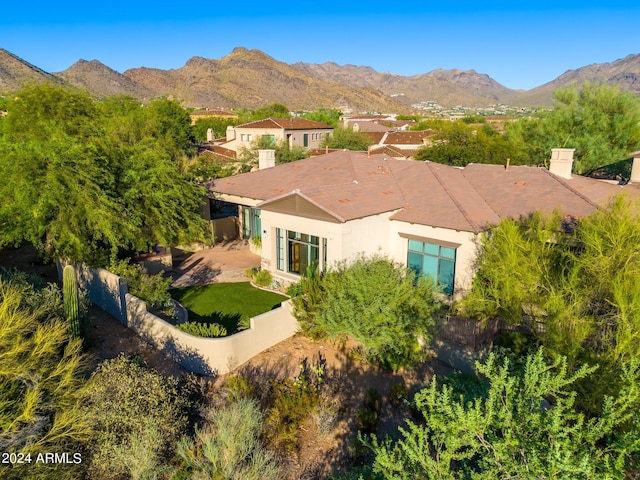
[222,117,334,153]
[207,149,640,296]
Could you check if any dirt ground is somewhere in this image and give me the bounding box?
[1,244,453,478]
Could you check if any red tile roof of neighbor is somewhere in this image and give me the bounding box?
[208,151,640,232]
[235,117,334,130]
[383,130,435,145]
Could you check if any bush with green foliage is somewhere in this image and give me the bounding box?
[176,398,283,480]
[223,374,257,403]
[388,383,408,408]
[264,361,324,452]
[109,259,171,310]
[293,255,442,370]
[357,408,379,434]
[368,349,640,479]
[176,321,228,338]
[81,355,191,480]
[320,126,374,151]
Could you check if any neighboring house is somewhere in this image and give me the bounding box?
[223,118,334,153]
[207,149,640,296]
[368,130,436,159]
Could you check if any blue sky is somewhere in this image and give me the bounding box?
[2,1,639,90]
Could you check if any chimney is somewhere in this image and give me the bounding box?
[549,148,575,179]
[630,151,640,184]
[226,125,235,141]
[206,128,214,142]
[258,149,276,170]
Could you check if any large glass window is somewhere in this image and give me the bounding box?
[242,207,261,239]
[287,231,319,274]
[407,239,456,294]
[276,230,323,275]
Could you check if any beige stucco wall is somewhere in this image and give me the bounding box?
[225,127,332,152]
[69,263,299,375]
[388,221,479,295]
[126,294,298,375]
[259,209,479,295]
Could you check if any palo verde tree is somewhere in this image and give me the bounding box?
[0,84,209,264]
[506,82,640,174]
[0,279,91,480]
[457,196,640,413]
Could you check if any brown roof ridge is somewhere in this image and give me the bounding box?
[236,117,279,129]
[427,162,483,232]
[540,168,602,210]
[460,163,502,224]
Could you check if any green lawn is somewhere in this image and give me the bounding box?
[171,282,288,334]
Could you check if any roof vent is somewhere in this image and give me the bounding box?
[549,148,575,179]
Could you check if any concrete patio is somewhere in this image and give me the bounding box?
[170,240,260,288]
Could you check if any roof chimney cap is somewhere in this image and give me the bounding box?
[549,148,575,179]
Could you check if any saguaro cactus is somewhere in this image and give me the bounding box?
[63,264,80,339]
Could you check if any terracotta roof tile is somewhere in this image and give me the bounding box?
[235,117,333,130]
[207,153,640,232]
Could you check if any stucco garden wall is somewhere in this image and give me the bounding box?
[68,264,298,375]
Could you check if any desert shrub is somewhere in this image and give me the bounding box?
[357,408,379,434]
[224,374,256,403]
[245,266,273,288]
[0,280,91,480]
[293,255,442,370]
[250,235,262,248]
[364,388,382,414]
[81,355,191,480]
[312,405,339,437]
[109,259,171,310]
[254,269,272,287]
[264,360,324,452]
[494,330,537,356]
[389,383,408,408]
[176,398,283,480]
[176,321,228,337]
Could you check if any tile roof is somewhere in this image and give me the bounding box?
[383,130,435,145]
[208,152,640,232]
[235,117,333,130]
[347,121,394,133]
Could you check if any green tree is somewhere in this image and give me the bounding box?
[0,84,208,264]
[369,350,640,479]
[302,108,342,127]
[506,82,640,174]
[457,197,640,412]
[0,279,91,480]
[293,255,441,370]
[415,120,527,166]
[320,126,374,151]
[192,116,238,142]
[252,103,290,119]
[237,134,309,166]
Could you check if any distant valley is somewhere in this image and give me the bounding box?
[1,47,639,112]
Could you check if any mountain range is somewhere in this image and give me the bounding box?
[1,46,639,112]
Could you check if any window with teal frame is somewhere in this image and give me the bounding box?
[407,239,456,294]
